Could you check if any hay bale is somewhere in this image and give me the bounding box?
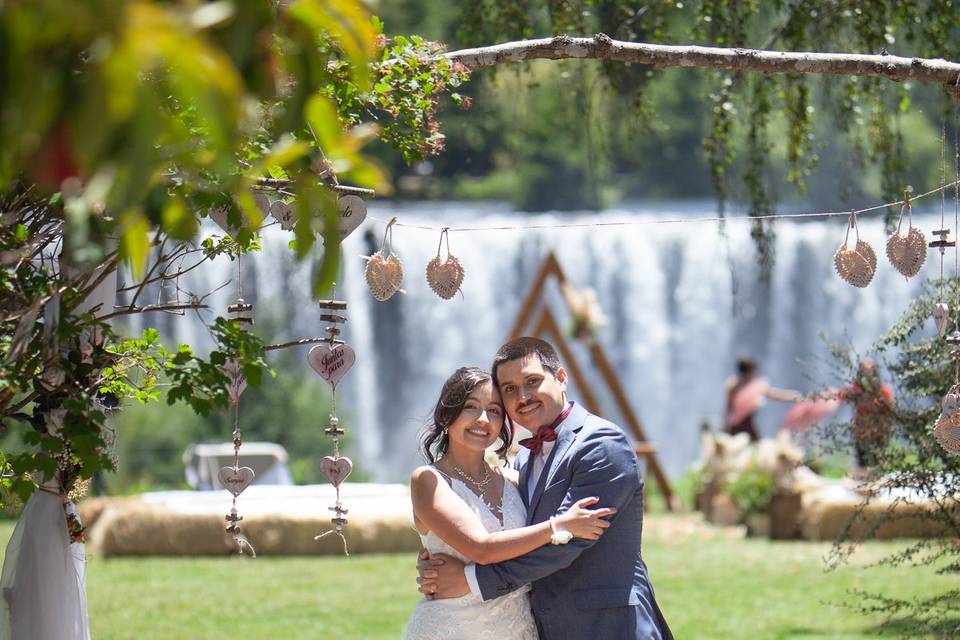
[89,503,231,556]
[86,484,425,556]
[77,496,138,531]
[799,497,954,541]
[88,504,423,556]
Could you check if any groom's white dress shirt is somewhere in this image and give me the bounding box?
[463,439,556,596]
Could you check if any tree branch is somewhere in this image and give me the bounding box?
[98,303,209,321]
[443,35,960,89]
[264,336,342,352]
[253,178,375,197]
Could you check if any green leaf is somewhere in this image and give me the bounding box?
[256,136,310,173]
[12,478,37,504]
[234,189,265,231]
[161,197,198,240]
[243,361,262,387]
[286,0,376,89]
[313,188,340,297]
[304,94,343,153]
[121,211,152,281]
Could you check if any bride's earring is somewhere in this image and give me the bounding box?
[442,427,449,437]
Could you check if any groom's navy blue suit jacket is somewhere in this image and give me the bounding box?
[474,402,673,640]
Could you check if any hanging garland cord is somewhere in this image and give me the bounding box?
[939,119,947,301]
[225,399,256,558]
[843,210,861,248]
[955,99,960,332]
[313,291,350,555]
[366,179,960,233]
[221,252,256,557]
[436,227,451,258]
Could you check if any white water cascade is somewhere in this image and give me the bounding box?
[127,200,947,481]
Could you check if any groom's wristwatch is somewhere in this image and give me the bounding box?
[549,516,573,545]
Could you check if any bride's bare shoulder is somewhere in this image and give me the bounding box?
[410,465,453,494]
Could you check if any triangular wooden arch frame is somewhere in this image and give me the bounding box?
[509,252,676,511]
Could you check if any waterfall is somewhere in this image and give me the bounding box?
[126,200,943,482]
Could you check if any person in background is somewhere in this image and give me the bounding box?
[724,357,800,442]
[839,358,895,468]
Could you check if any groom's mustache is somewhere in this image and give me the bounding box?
[514,400,539,412]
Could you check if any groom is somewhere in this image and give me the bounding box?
[417,337,672,639]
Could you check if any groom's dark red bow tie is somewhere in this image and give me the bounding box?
[519,425,558,455]
[519,403,574,455]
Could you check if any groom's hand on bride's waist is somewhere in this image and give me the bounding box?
[416,550,468,600]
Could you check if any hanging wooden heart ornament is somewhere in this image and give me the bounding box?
[942,384,960,416]
[934,416,960,454]
[835,211,876,288]
[270,199,296,231]
[222,359,248,406]
[365,217,404,301]
[934,301,950,337]
[321,456,353,487]
[308,343,356,387]
[426,228,465,300]
[218,466,256,497]
[886,200,927,278]
[338,195,367,240]
[208,205,243,238]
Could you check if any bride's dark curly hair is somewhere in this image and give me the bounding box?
[421,367,512,464]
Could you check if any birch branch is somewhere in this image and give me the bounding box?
[443,34,960,91]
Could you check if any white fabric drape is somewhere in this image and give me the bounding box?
[0,483,90,640]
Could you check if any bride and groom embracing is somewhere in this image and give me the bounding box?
[405,337,672,640]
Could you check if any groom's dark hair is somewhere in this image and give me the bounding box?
[491,337,561,386]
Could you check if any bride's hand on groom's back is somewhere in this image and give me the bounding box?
[417,549,468,600]
[555,496,617,541]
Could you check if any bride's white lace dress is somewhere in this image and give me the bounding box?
[404,474,538,640]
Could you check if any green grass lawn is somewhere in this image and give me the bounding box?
[0,522,949,639]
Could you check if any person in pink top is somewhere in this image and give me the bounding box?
[724,358,799,441]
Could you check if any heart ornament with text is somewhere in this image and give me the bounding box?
[218,466,256,497]
[308,344,356,387]
[321,456,353,488]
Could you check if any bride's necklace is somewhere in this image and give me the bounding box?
[451,463,494,490]
[445,462,503,524]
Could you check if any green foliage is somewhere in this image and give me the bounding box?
[394,0,960,268]
[1,1,379,278]
[0,0,465,506]
[106,364,365,492]
[817,278,960,633]
[0,0,474,289]
[725,465,775,516]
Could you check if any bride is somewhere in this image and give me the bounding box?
[404,367,615,640]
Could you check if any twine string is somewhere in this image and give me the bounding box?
[367,179,960,233]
